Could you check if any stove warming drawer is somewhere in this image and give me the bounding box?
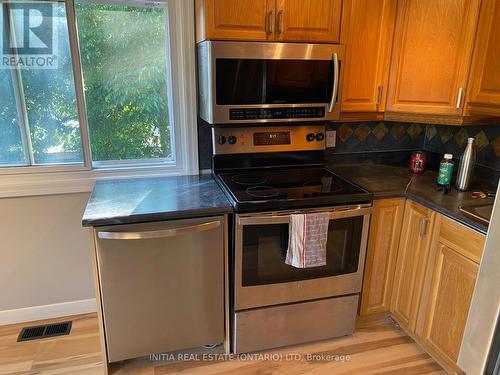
[233,295,358,353]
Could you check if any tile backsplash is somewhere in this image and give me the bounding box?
[198,118,500,179]
[424,124,500,170]
[325,122,425,154]
[326,121,500,172]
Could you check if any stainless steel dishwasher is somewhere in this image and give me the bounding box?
[95,216,225,362]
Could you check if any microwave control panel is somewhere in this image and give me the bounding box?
[229,107,325,121]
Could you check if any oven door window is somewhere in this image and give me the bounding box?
[241,216,363,287]
[216,59,333,105]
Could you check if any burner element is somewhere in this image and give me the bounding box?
[246,186,279,198]
[231,174,268,186]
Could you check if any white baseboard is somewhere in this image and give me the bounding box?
[0,298,97,326]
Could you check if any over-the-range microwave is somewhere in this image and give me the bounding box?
[197,41,345,124]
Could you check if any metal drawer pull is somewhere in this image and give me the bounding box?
[456,87,463,109]
[98,221,220,240]
[276,10,284,36]
[376,85,383,106]
[419,217,431,237]
[266,10,275,35]
[328,53,339,113]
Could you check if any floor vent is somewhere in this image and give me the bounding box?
[17,321,72,342]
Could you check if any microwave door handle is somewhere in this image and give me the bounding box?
[328,52,339,113]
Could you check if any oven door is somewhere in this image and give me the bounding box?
[197,41,344,124]
[234,205,371,311]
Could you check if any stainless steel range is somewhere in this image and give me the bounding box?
[211,125,372,353]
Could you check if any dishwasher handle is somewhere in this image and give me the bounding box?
[97,220,220,240]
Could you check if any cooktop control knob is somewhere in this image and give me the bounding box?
[316,132,325,141]
[306,133,316,142]
[228,135,237,145]
[218,135,226,145]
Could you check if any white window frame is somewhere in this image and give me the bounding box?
[0,0,199,198]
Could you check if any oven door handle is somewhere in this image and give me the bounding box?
[238,207,372,226]
[327,52,339,113]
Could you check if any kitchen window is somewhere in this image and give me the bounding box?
[1,1,83,167]
[75,1,174,167]
[0,0,197,193]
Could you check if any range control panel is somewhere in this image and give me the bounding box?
[212,125,326,155]
[229,107,325,121]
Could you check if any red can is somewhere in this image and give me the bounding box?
[409,151,426,174]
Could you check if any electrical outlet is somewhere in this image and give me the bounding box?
[326,130,336,148]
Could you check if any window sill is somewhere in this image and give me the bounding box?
[0,165,194,199]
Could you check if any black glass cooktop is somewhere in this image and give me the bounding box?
[216,167,372,212]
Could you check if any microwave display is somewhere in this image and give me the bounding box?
[216,59,333,105]
[254,131,291,146]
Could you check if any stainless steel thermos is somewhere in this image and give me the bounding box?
[456,137,475,191]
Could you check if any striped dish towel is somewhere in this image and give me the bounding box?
[285,212,330,268]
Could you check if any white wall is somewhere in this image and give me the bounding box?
[0,192,96,324]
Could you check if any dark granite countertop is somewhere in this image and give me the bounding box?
[330,163,496,235]
[82,174,232,227]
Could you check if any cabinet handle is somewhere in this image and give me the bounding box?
[419,217,431,237]
[276,10,284,37]
[376,85,383,106]
[328,52,339,113]
[97,221,221,240]
[266,10,275,35]
[456,87,463,109]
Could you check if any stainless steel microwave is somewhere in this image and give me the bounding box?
[197,41,345,124]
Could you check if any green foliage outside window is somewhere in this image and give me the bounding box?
[0,3,172,166]
[76,3,172,162]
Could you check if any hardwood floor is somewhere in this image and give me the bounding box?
[0,313,445,375]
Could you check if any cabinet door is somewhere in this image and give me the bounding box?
[275,0,342,42]
[391,200,435,332]
[466,0,500,116]
[386,0,481,116]
[341,0,397,113]
[360,198,405,315]
[196,0,274,42]
[421,244,478,364]
[417,214,485,367]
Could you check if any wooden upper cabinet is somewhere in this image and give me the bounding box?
[386,0,481,117]
[275,0,342,42]
[196,0,342,43]
[340,0,397,114]
[466,0,500,116]
[391,200,436,332]
[418,215,485,367]
[195,0,273,42]
[360,198,405,316]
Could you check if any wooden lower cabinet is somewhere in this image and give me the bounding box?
[360,198,405,315]
[390,200,436,331]
[375,204,487,371]
[416,215,485,368]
